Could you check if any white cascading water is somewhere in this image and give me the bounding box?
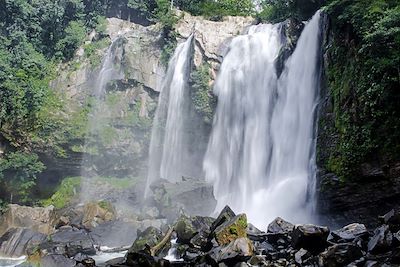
[81,38,124,201]
[146,35,193,196]
[204,12,322,228]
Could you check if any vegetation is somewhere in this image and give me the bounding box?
[190,63,216,124]
[0,152,45,204]
[42,176,82,209]
[322,0,400,180]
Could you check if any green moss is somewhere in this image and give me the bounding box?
[84,38,111,68]
[190,63,216,124]
[42,177,82,209]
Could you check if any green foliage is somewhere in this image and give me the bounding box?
[190,63,216,124]
[160,32,178,66]
[56,20,87,60]
[154,0,179,30]
[324,0,400,180]
[174,0,254,19]
[42,177,81,209]
[0,152,45,204]
[84,38,111,67]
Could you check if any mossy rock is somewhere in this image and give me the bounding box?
[174,214,214,244]
[214,214,248,246]
[129,226,163,253]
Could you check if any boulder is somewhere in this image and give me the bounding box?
[368,225,393,254]
[207,237,253,265]
[0,228,46,257]
[295,248,312,265]
[291,224,329,254]
[379,209,400,232]
[210,205,236,233]
[90,220,137,248]
[82,202,116,229]
[128,226,163,254]
[214,214,248,246]
[319,243,363,267]
[40,254,76,267]
[174,215,214,245]
[0,204,56,236]
[330,223,368,242]
[267,217,294,235]
[38,226,96,257]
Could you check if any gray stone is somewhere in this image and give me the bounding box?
[0,228,46,257]
[291,224,329,254]
[368,225,392,254]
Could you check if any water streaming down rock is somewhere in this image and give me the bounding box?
[204,12,322,228]
[145,35,194,196]
[81,38,125,201]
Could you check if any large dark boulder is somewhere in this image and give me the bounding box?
[267,217,294,235]
[0,228,46,257]
[210,206,236,233]
[291,224,329,254]
[380,209,400,232]
[319,243,363,267]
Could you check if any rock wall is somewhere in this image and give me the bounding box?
[316,13,400,227]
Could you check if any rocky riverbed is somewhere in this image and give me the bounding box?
[1,204,400,267]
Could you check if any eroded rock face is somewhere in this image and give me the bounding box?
[0,204,56,236]
[0,228,46,257]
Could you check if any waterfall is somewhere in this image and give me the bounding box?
[146,35,193,196]
[204,12,322,228]
[81,38,124,201]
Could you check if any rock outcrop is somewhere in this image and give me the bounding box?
[0,204,56,237]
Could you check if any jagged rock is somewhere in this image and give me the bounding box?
[0,228,46,257]
[379,209,400,232]
[319,243,363,267]
[294,248,311,265]
[90,220,137,248]
[330,223,368,242]
[129,226,163,254]
[267,217,294,235]
[0,204,56,236]
[56,216,70,229]
[174,215,214,245]
[40,254,77,267]
[210,206,236,233]
[38,226,96,257]
[368,225,393,254]
[393,230,400,246]
[291,224,329,253]
[207,237,253,265]
[190,230,212,251]
[125,251,157,267]
[364,260,380,267]
[214,214,248,246]
[82,202,116,229]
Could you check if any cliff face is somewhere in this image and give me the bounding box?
[316,13,400,227]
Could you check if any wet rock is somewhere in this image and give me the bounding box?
[330,223,368,242]
[368,225,393,254]
[393,230,400,246]
[214,214,248,246]
[364,260,380,267]
[81,258,96,267]
[125,251,157,267]
[0,228,46,257]
[291,224,329,253]
[319,243,363,267]
[40,254,76,267]
[190,230,212,251]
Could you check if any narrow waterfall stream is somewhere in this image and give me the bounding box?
[81,38,124,201]
[204,12,322,228]
[146,35,193,196]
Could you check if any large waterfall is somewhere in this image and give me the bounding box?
[146,35,193,196]
[204,12,322,227]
